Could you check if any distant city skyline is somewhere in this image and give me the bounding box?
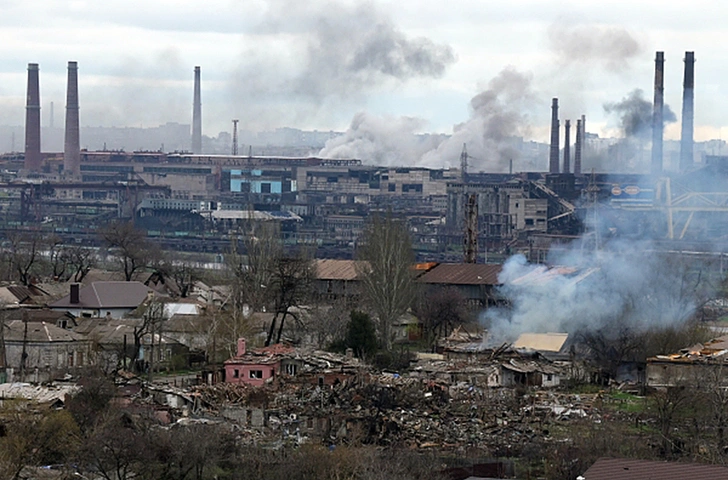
[1,1,727,156]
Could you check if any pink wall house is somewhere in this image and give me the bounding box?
[224,338,292,386]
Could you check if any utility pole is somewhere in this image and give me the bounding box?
[463,193,478,263]
[0,307,6,382]
[232,119,239,156]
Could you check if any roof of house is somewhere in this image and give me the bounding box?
[49,281,154,310]
[418,263,503,286]
[3,320,88,343]
[314,259,365,281]
[0,285,49,305]
[581,457,728,480]
[513,333,569,353]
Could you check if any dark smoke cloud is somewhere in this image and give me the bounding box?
[603,89,677,139]
[232,0,455,108]
[548,20,643,73]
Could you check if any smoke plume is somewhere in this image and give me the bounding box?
[318,112,445,166]
[231,0,456,117]
[603,89,677,139]
[548,20,643,73]
[321,67,536,169]
[485,238,711,344]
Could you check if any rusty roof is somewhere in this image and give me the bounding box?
[418,263,502,285]
[314,259,366,281]
[581,457,728,480]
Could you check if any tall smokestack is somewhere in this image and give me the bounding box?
[192,66,202,154]
[563,119,571,174]
[679,51,695,171]
[24,63,41,172]
[651,51,665,176]
[549,98,560,173]
[64,61,80,175]
[574,118,582,175]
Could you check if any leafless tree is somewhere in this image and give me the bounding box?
[101,221,158,281]
[265,252,314,345]
[357,214,416,350]
[6,231,43,285]
[413,287,468,350]
[226,221,282,314]
[156,255,202,298]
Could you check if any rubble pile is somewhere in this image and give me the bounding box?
[177,374,605,454]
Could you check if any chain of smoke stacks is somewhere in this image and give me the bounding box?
[548,98,585,175]
[24,63,205,170]
[549,50,694,176]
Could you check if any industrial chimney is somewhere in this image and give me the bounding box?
[24,63,42,172]
[64,61,80,176]
[679,51,695,171]
[192,66,202,154]
[548,98,560,173]
[563,119,571,174]
[651,51,665,176]
[574,118,582,175]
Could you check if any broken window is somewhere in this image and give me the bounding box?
[285,364,297,375]
[233,369,239,378]
[250,370,264,379]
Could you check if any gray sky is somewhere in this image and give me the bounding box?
[0,0,725,143]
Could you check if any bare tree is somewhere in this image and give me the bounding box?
[47,237,95,282]
[413,287,468,351]
[226,221,282,314]
[101,221,158,281]
[6,231,43,285]
[156,255,202,298]
[265,252,314,345]
[357,214,416,351]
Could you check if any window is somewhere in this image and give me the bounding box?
[68,352,74,367]
[285,364,298,375]
[388,183,396,192]
[233,369,239,378]
[546,374,553,382]
[249,370,264,379]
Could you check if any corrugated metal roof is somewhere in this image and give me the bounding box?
[314,259,366,281]
[418,263,502,285]
[581,457,728,480]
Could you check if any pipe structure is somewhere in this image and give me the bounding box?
[563,119,571,174]
[574,118,582,175]
[24,63,42,172]
[64,61,80,175]
[679,51,695,171]
[192,66,202,154]
[549,98,560,173]
[651,51,665,175]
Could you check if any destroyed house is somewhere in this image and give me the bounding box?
[224,338,298,386]
[647,335,728,387]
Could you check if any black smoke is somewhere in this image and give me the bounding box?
[603,89,677,139]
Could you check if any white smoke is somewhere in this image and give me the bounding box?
[317,112,444,166]
[485,235,712,344]
[319,67,535,169]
